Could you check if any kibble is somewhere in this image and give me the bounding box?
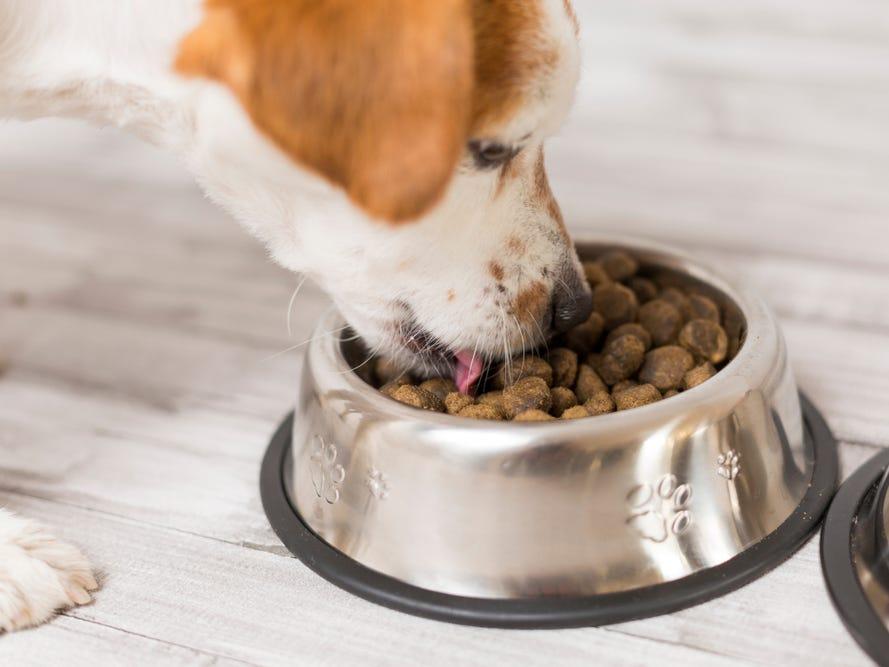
[561,405,591,420]
[548,347,579,387]
[575,364,608,403]
[688,294,720,322]
[683,362,716,390]
[679,319,729,365]
[391,385,445,412]
[605,323,652,351]
[370,249,740,420]
[595,334,647,385]
[375,357,410,386]
[514,409,556,422]
[611,379,638,396]
[638,299,683,347]
[501,377,552,419]
[380,378,411,397]
[420,377,458,401]
[614,384,662,411]
[560,311,605,355]
[585,391,616,416]
[477,390,506,416]
[660,287,691,321]
[628,276,658,304]
[458,404,505,420]
[592,283,638,329]
[599,250,638,281]
[492,355,553,389]
[550,386,578,416]
[444,392,474,414]
[638,345,695,391]
[582,261,611,287]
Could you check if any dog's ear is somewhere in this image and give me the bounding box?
[176,0,474,223]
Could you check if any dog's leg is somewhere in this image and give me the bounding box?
[0,508,97,632]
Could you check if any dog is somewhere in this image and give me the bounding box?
[0,0,589,630]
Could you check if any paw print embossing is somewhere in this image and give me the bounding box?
[365,467,389,500]
[309,435,345,504]
[717,449,741,480]
[626,474,693,543]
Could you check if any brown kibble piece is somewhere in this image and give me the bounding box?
[638,299,683,346]
[599,250,639,281]
[380,379,411,397]
[582,261,611,287]
[478,390,504,407]
[584,391,616,416]
[605,323,652,351]
[458,404,505,420]
[592,283,638,329]
[561,312,605,355]
[614,384,662,411]
[501,377,552,419]
[628,276,658,304]
[679,319,729,365]
[561,405,591,420]
[374,357,411,386]
[638,345,695,391]
[611,379,638,396]
[550,386,578,416]
[683,362,716,390]
[548,348,578,387]
[420,377,458,401]
[391,385,445,412]
[660,287,691,321]
[514,409,556,422]
[663,389,680,398]
[689,294,721,322]
[492,355,553,388]
[596,334,646,385]
[444,392,475,415]
[574,364,608,402]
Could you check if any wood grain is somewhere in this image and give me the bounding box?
[2,1,888,664]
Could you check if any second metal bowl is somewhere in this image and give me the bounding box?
[261,237,838,627]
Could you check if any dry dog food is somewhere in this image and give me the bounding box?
[371,249,741,421]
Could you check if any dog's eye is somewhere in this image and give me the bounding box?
[468,140,517,170]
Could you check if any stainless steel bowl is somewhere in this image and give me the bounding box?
[262,236,838,627]
[822,447,889,664]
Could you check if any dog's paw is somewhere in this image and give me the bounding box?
[0,509,98,632]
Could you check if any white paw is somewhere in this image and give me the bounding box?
[0,509,98,632]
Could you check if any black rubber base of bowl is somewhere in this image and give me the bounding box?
[260,394,838,629]
[821,448,889,666]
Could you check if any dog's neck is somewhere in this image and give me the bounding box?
[0,1,201,149]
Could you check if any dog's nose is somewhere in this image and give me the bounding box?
[551,265,593,333]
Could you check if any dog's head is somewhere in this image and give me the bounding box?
[176,0,588,387]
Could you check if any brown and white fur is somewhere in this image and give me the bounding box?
[0,0,587,630]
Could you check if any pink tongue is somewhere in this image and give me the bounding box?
[454,350,484,395]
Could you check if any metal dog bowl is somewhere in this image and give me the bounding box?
[822,448,889,665]
[261,237,838,628]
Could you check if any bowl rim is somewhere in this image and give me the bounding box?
[308,234,780,432]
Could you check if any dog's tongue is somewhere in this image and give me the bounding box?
[454,350,483,395]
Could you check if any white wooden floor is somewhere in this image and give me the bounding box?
[1,2,888,665]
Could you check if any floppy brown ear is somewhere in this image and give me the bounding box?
[176,0,474,223]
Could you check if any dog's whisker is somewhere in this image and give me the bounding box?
[285,274,309,338]
[261,323,350,362]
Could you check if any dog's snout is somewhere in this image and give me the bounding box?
[551,266,593,333]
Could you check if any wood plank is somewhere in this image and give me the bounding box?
[0,493,752,667]
[0,615,253,667]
